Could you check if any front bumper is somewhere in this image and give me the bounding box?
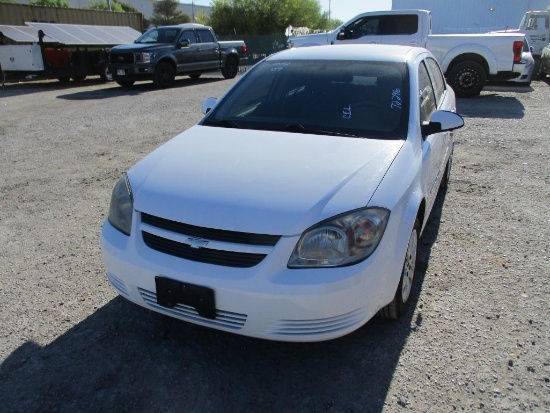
[100,212,404,342]
[110,63,156,81]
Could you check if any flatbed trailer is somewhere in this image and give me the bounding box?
[0,22,141,86]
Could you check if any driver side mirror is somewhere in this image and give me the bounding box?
[202,97,218,114]
[337,30,348,41]
[421,110,464,137]
[178,39,190,48]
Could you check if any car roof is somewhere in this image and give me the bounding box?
[270,44,428,63]
[154,24,209,30]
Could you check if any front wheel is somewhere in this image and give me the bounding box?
[153,62,175,88]
[379,220,419,319]
[447,61,487,98]
[221,56,239,79]
[100,62,112,82]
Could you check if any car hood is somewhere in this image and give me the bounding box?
[130,125,404,236]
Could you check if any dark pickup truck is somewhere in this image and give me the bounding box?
[109,24,247,88]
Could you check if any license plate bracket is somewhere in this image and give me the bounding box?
[116,69,125,76]
[155,277,216,319]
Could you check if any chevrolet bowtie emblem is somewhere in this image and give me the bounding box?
[187,237,209,249]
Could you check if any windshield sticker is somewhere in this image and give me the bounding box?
[342,105,352,120]
[270,62,290,72]
[391,88,402,109]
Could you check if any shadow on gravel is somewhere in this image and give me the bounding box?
[56,76,227,101]
[0,192,447,413]
[457,93,525,120]
[0,78,108,98]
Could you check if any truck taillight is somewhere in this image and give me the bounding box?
[513,41,523,63]
[242,44,247,56]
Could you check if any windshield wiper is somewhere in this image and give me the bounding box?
[204,119,242,129]
[284,124,359,138]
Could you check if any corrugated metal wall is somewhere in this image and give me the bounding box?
[392,0,550,33]
[0,3,143,32]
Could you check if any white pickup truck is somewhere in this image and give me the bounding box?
[288,9,526,97]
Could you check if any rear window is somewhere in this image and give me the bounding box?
[204,59,409,139]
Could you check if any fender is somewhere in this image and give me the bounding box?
[221,48,239,63]
[154,52,177,69]
[438,43,496,75]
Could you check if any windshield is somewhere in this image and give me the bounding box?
[135,27,180,44]
[202,59,409,139]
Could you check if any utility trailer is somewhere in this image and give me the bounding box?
[0,22,141,86]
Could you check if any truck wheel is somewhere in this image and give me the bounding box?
[378,219,419,319]
[116,80,135,87]
[189,74,201,79]
[447,61,486,98]
[221,56,239,79]
[58,76,71,83]
[100,62,113,82]
[153,62,175,88]
[72,75,86,82]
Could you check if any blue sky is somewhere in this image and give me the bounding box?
[189,1,393,23]
[319,0,392,22]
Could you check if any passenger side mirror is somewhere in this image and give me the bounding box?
[421,110,464,137]
[202,97,218,114]
[178,39,190,48]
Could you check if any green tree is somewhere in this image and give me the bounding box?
[151,0,191,26]
[86,0,138,12]
[194,10,210,25]
[30,0,71,7]
[210,0,325,35]
[87,0,124,12]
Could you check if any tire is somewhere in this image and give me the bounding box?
[116,79,135,87]
[221,55,239,79]
[57,76,71,83]
[379,219,419,319]
[153,62,175,88]
[447,61,487,98]
[100,62,112,82]
[189,73,201,79]
[71,75,86,82]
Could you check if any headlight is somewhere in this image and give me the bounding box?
[288,207,390,268]
[136,52,152,63]
[108,173,133,236]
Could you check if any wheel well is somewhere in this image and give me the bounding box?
[226,53,239,62]
[416,200,426,234]
[446,53,488,77]
[157,58,176,69]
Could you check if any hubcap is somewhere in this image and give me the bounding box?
[401,228,418,303]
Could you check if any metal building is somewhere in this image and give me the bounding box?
[392,0,550,33]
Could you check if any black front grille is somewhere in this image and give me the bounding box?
[142,232,266,268]
[110,52,135,64]
[141,213,281,246]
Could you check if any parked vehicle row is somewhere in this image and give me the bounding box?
[109,24,247,88]
[288,9,528,97]
[101,44,464,342]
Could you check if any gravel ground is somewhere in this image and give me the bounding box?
[0,74,548,412]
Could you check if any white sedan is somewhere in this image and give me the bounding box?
[101,44,464,342]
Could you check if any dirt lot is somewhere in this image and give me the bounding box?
[0,74,549,413]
